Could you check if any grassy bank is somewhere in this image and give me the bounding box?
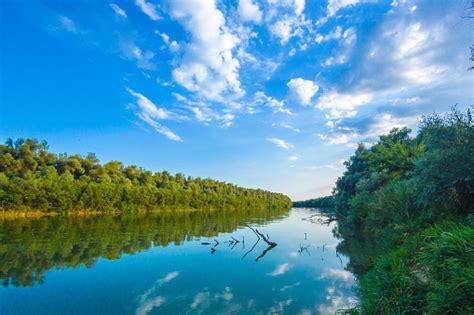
[326,108,474,313]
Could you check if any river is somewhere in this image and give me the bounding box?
[0,208,357,314]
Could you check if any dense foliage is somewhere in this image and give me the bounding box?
[292,196,335,209]
[0,139,291,213]
[331,108,474,314]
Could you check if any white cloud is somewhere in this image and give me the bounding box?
[268,263,290,276]
[110,3,127,18]
[268,0,305,16]
[280,123,300,132]
[287,78,319,106]
[127,88,182,141]
[364,113,418,140]
[130,44,156,70]
[188,106,235,127]
[327,0,362,16]
[127,88,171,120]
[59,16,76,33]
[238,0,262,24]
[253,91,291,114]
[135,0,160,21]
[319,133,357,147]
[322,27,357,66]
[267,138,292,149]
[157,31,180,52]
[288,155,299,161]
[316,26,342,43]
[169,0,243,102]
[316,90,371,118]
[294,0,306,16]
[269,16,295,44]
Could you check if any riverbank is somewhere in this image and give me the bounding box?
[300,109,474,314]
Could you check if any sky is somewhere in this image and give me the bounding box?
[0,0,473,200]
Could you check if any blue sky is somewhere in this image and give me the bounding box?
[0,0,473,200]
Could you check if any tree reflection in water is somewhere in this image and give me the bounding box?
[0,207,290,287]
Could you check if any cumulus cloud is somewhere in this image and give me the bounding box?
[172,93,236,127]
[253,91,292,114]
[316,0,469,132]
[238,0,262,24]
[157,31,180,52]
[268,0,305,16]
[110,3,127,18]
[127,88,182,141]
[327,0,363,16]
[267,138,292,149]
[316,26,342,43]
[269,16,295,44]
[287,78,319,105]
[169,0,243,102]
[316,90,370,118]
[319,133,357,147]
[288,155,299,161]
[322,27,357,66]
[266,0,311,45]
[135,0,160,20]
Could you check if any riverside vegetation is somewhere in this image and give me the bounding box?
[0,139,291,215]
[296,108,473,314]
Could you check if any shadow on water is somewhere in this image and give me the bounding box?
[0,207,290,287]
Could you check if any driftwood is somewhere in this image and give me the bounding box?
[302,213,336,226]
[247,225,277,247]
[240,225,278,261]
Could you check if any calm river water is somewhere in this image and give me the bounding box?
[0,208,357,314]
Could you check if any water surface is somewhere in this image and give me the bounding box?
[0,208,357,314]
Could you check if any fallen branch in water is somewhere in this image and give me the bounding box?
[244,225,278,261]
[246,225,277,247]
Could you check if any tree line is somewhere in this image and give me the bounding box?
[292,196,335,209]
[316,108,472,314]
[0,139,291,214]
